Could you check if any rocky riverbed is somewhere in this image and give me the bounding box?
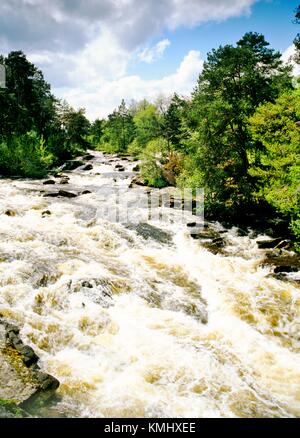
[0,151,299,418]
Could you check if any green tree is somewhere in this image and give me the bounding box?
[249,89,300,247]
[103,100,135,152]
[181,33,293,214]
[131,101,161,151]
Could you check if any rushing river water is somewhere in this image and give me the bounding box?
[0,151,300,418]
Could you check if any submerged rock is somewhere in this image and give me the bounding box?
[127,222,172,244]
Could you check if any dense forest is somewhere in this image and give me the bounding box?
[0,8,299,251]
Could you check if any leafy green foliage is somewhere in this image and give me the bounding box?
[249,89,300,247]
[179,32,293,214]
[100,99,135,152]
[0,132,53,177]
[140,138,169,188]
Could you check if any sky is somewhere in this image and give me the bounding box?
[0,0,299,120]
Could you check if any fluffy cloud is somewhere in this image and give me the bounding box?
[59,50,204,120]
[0,0,258,51]
[139,39,171,64]
[1,0,258,118]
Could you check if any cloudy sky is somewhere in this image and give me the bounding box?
[1,0,298,119]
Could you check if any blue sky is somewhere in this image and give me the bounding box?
[1,0,298,119]
[131,0,299,80]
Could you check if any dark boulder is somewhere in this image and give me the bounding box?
[43,180,55,186]
[82,164,93,171]
[44,190,77,198]
[82,154,95,161]
[80,190,92,195]
[61,160,85,171]
[4,209,17,217]
[257,237,287,249]
[274,266,298,274]
[127,223,172,244]
[42,210,51,218]
[132,164,140,172]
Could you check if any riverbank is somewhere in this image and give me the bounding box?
[0,318,59,417]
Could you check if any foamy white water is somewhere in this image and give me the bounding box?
[0,152,299,418]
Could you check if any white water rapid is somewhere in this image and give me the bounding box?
[0,152,299,418]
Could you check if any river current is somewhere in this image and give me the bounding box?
[0,152,299,418]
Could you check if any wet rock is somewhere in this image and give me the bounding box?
[42,210,51,217]
[16,346,39,367]
[82,154,95,161]
[68,190,78,198]
[212,237,226,248]
[80,190,92,195]
[115,165,125,172]
[132,164,140,172]
[274,266,298,274]
[190,228,221,241]
[262,251,300,282]
[129,176,147,188]
[34,372,59,392]
[82,164,93,171]
[44,190,77,198]
[59,178,69,185]
[43,180,55,185]
[61,160,85,171]
[0,319,60,415]
[187,222,198,228]
[4,209,17,217]
[257,237,286,249]
[127,223,172,244]
[54,174,69,180]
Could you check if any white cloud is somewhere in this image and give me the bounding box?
[139,39,171,63]
[6,0,258,118]
[58,50,204,120]
[282,45,300,77]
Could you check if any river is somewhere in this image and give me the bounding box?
[0,151,300,418]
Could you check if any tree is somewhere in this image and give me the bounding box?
[90,118,105,146]
[132,101,161,149]
[60,103,90,147]
[249,89,300,236]
[104,100,135,152]
[182,33,293,213]
[162,94,188,150]
[0,51,57,138]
